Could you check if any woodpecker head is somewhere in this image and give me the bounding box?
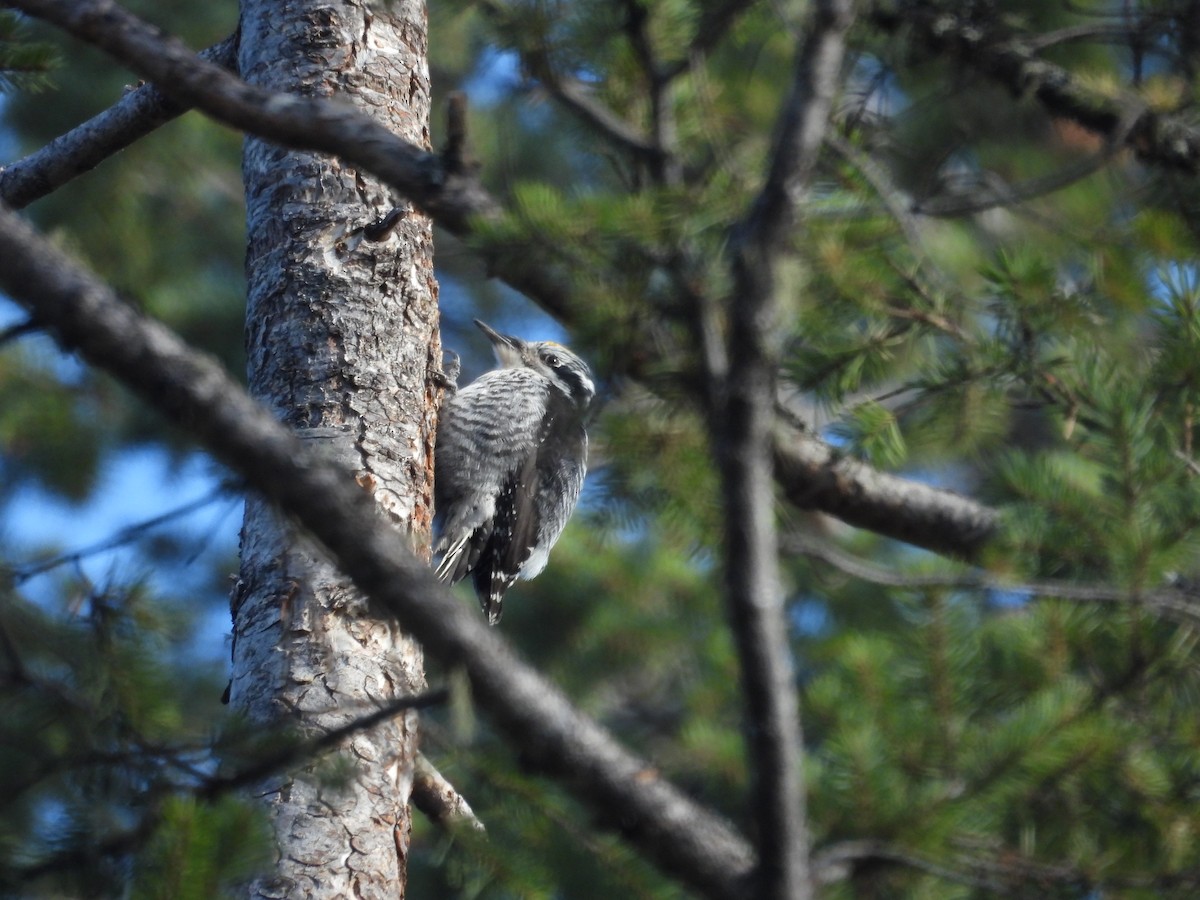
[475,319,595,409]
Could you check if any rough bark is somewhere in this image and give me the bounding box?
[230,0,436,897]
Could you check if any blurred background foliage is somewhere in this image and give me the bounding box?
[5,0,1200,896]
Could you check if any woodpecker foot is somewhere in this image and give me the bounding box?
[433,350,461,394]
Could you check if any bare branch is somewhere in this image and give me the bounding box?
[715,2,855,896]
[545,76,660,162]
[412,753,486,832]
[0,33,238,210]
[0,318,41,344]
[3,0,502,249]
[772,422,999,559]
[811,840,1005,891]
[201,691,449,799]
[7,488,231,584]
[0,201,756,900]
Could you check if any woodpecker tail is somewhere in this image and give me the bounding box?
[473,564,516,626]
[484,593,503,626]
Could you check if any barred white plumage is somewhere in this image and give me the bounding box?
[434,320,594,624]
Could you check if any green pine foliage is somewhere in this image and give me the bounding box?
[417,0,1200,895]
[10,0,1200,896]
[0,12,59,95]
[0,579,273,897]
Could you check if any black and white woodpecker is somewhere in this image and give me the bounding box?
[434,320,595,625]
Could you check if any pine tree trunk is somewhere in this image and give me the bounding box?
[229,1,437,896]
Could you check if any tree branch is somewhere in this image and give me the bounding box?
[412,752,486,832]
[810,839,1005,891]
[772,420,999,558]
[715,2,854,896]
[784,531,1200,624]
[0,33,238,210]
[0,201,756,900]
[621,0,681,185]
[877,3,1200,174]
[913,143,1121,218]
[7,488,230,584]
[201,691,448,799]
[7,0,1006,564]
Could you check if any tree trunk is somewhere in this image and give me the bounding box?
[229,1,437,896]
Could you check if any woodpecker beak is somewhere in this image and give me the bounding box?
[474,319,524,368]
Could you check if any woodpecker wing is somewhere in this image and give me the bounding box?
[468,447,540,624]
[521,394,588,580]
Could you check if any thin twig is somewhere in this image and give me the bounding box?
[476,0,662,167]
[784,531,1200,624]
[6,489,233,584]
[811,839,1006,891]
[200,690,448,797]
[913,146,1119,218]
[0,318,41,344]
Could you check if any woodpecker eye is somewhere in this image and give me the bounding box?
[544,353,561,367]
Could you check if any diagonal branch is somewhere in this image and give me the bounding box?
[8,488,230,583]
[538,70,662,163]
[412,752,486,831]
[0,33,238,210]
[875,3,1200,174]
[200,691,448,799]
[913,143,1122,218]
[8,0,1001,564]
[0,200,756,900]
[715,2,855,897]
[6,0,591,332]
[772,420,999,557]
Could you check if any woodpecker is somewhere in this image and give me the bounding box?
[434,320,595,625]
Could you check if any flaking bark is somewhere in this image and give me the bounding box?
[230,0,437,896]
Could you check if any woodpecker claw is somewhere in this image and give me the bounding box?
[433,350,461,394]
